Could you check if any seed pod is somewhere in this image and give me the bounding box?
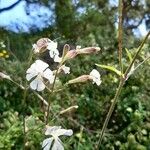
[76,47,100,54]
[60,105,78,116]
[67,75,90,85]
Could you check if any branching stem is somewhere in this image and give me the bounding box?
[97,31,150,149]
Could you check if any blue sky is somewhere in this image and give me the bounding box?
[0,0,148,36]
[0,0,53,32]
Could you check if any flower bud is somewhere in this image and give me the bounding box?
[67,75,90,84]
[62,44,70,58]
[0,72,11,80]
[33,38,51,54]
[64,50,78,61]
[76,47,100,54]
[60,105,78,115]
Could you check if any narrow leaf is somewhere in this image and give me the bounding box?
[95,64,122,76]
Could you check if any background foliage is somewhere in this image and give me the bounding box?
[0,0,150,149]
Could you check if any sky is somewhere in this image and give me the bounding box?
[109,0,147,37]
[0,0,52,32]
[0,0,148,36]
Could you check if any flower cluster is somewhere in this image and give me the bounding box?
[26,38,101,92]
[26,38,101,150]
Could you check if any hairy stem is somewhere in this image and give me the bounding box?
[22,52,33,150]
[45,63,62,125]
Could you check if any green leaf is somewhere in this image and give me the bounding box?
[95,64,122,76]
[125,48,133,63]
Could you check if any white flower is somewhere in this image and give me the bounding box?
[42,126,73,150]
[61,65,70,74]
[54,55,62,63]
[26,60,54,91]
[89,69,101,86]
[47,41,62,62]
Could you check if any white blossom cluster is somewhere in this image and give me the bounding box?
[26,40,70,91]
[26,38,102,91]
[25,38,102,150]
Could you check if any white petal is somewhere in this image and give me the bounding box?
[89,69,100,78]
[93,79,102,86]
[55,129,73,137]
[35,60,49,72]
[49,50,55,58]
[49,49,60,59]
[61,65,70,74]
[26,72,37,81]
[26,60,48,80]
[52,139,64,150]
[42,137,53,150]
[47,41,58,50]
[54,55,62,63]
[37,79,45,91]
[30,77,45,91]
[30,79,38,90]
[89,69,101,86]
[43,68,53,79]
[45,126,61,135]
[26,63,37,74]
[43,69,55,84]
[54,49,59,55]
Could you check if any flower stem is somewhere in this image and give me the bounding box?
[22,51,33,150]
[97,31,150,149]
[45,63,62,125]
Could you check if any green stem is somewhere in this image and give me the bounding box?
[45,63,62,125]
[97,79,124,147]
[22,52,33,149]
[124,31,150,78]
[9,78,48,106]
[97,31,150,149]
[22,89,27,150]
[133,56,150,72]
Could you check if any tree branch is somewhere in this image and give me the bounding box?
[0,0,22,13]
